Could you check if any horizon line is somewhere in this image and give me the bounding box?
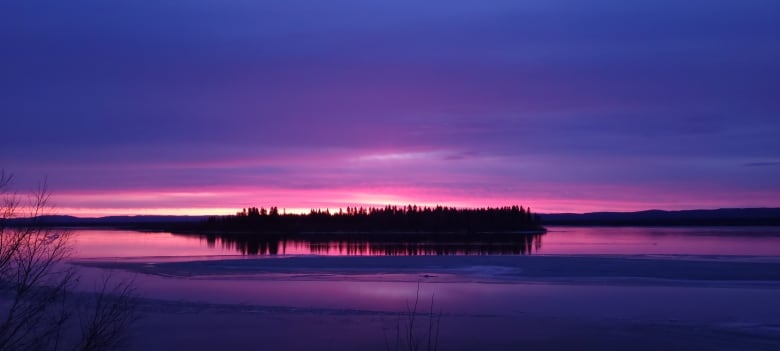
[20,205,780,219]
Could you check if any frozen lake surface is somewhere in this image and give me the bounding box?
[65,227,780,350]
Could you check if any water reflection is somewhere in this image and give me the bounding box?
[192,232,545,256]
[69,227,780,259]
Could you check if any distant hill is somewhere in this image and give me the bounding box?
[4,215,210,227]
[4,208,780,228]
[540,208,780,226]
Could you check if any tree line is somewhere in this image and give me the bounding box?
[204,205,543,234]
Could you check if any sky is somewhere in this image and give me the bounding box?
[2,0,779,216]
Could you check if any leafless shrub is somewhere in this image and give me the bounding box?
[384,281,442,351]
[0,171,138,351]
[75,274,138,351]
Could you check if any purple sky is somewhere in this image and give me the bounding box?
[2,1,779,216]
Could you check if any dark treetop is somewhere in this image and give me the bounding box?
[202,205,543,235]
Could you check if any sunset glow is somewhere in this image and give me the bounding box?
[2,1,779,216]
[2,3,779,351]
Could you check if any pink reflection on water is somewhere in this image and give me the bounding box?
[71,230,237,258]
[70,226,780,259]
[539,226,780,256]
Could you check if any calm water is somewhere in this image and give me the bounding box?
[71,226,780,258]
[67,226,780,351]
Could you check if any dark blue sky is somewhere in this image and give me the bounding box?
[2,1,779,215]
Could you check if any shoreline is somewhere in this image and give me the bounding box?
[140,226,548,237]
[72,254,780,285]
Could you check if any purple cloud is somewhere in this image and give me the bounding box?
[2,0,779,215]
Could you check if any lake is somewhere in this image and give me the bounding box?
[67,226,780,351]
[70,226,780,258]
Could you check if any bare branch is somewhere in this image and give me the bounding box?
[75,273,138,351]
[386,282,442,351]
[0,173,137,351]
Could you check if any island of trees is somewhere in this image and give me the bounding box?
[174,205,546,256]
[203,204,544,235]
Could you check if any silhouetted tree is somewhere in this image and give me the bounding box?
[0,171,137,351]
[200,203,544,235]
